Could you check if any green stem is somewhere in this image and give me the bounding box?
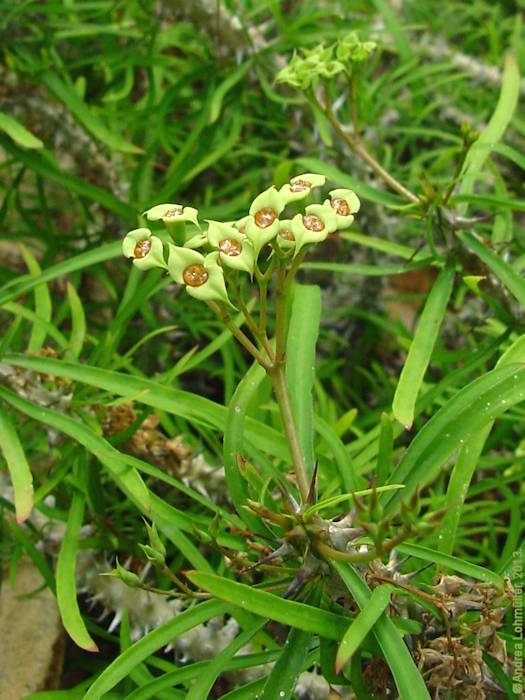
[229,277,274,358]
[313,88,420,205]
[316,541,377,563]
[207,301,272,370]
[270,363,310,503]
[274,263,287,364]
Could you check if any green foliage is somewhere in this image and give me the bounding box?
[1,1,524,698]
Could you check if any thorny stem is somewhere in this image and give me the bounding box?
[312,88,421,206]
[207,301,272,370]
[316,541,377,563]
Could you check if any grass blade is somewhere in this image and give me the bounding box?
[224,360,268,531]
[392,265,455,429]
[186,570,350,640]
[0,386,151,514]
[83,600,227,700]
[396,544,504,587]
[56,485,98,651]
[3,354,288,459]
[332,562,430,700]
[43,72,142,154]
[66,282,86,359]
[458,230,525,306]
[383,362,525,511]
[259,626,313,700]
[335,584,392,672]
[20,245,52,353]
[0,111,43,149]
[459,52,520,203]
[186,622,265,700]
[0,407,33,522]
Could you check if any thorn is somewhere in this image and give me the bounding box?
[306,463,319,505]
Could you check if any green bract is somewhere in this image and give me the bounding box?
[323,188,361,229]
[291,204,338,254]
[276,220,296,251]
[279,172,327,204]
[336,32,377,64]
[122,228,166,271]
[167,245,230,305]
[206,221,255,274]
[276,46,345,90]
[144,203,200,228]
[246,186,285,258]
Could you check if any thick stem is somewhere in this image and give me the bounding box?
[270,364,310,503]
[316,541,377,564]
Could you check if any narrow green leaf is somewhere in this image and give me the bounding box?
[302,484,404,519]
[376,412,394,485]
[439,424,492,558]
[66,282,86,359]
[0,386,151,514]
[396,544,504,587]
[0,408,33,522]
[392,265,455,429]
[372,0,412,60]
[123,651,282,700]
[286,284,321,478]
[333,562,430,700]
[315,416,359,491]
[335,584,392,672]
[259,626,312,700]
[43,72,142,154]
[186,622,264,700]
[186,571,350,640]
[458,230,525,307]
[83,600,227,700]
[303,258,434,276]
[56,486,98,652]
[384,363,525,511]
[0,111,43,149]
[209,61,252,123]
[3,354,288,460]
[459,52,520,203]
[224,360,268,531]
[0,137,133,221]
[0,241,122,307]
[19,245,52,353]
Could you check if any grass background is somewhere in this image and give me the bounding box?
[0,1,524,698]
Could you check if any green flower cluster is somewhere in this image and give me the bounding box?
[276,32,377,90]
[122,174,360,305]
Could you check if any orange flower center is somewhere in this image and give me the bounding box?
[134,239,152,258]
[219,238,242,256]
[254,208,277,228]
[183,264,209,287]
[302,214,325,232]
[331,198,350,216]
[279,229,295,241]
[289,179,311,193]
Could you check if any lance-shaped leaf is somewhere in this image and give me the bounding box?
[392,264,455,429]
